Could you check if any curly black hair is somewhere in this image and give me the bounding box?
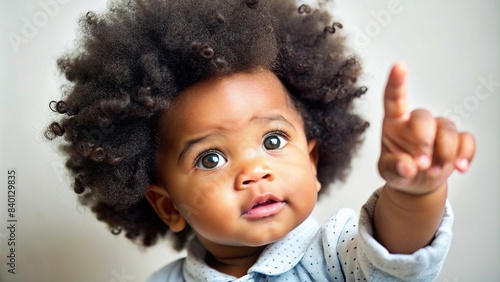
[46,0,369,250]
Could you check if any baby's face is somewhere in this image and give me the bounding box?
[155,68,321,248]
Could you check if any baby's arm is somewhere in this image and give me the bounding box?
[373,62,476,254]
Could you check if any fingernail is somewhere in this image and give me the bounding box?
[396,161,407,177]
[417,155,430,168]
[457,159,469,171]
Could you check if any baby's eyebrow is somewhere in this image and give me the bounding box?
[177,115,295,163]
[178,134,215,163]
[251,114,296,130]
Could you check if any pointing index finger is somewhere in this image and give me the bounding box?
[384,62,409,119]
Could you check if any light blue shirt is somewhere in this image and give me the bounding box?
[148,189,453,281]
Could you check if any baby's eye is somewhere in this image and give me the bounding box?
[262,134,288,150]
[196,151,227,170]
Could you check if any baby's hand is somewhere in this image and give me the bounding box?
[378,62,475,195]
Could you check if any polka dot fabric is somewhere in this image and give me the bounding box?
[147,189,454,281]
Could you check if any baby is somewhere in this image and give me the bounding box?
[46,0,475,281]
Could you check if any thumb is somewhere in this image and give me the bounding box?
[378,152,418,183]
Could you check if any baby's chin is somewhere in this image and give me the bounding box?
[210,225,299,248]
[236,235,285,248]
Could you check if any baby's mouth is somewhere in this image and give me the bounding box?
[242,195,285,219]
[253,199,276,208]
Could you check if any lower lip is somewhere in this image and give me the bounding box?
[242,202,285,219]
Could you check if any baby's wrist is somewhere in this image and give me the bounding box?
[382,182,447,214]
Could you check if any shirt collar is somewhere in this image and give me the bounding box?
[249,216,319,275]
[183,216,319,281]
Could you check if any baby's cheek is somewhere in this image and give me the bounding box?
[179,174,233,216]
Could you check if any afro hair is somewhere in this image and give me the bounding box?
[46,0,369,250]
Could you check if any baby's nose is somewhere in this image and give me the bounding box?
[235,149,275,190]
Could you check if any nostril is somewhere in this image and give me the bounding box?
[240,172,273,187]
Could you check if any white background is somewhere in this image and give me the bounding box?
[1,0,498,281]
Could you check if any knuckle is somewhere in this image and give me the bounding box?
[437,118,457,132]
[413,137,433,152]
[411,108,433,120]
[461,131,475,143]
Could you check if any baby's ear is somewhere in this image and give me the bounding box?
[307,139,322,192]
[307,139,319,168]
[145,184,186,232]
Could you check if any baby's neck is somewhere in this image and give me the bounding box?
[198,237,267,278]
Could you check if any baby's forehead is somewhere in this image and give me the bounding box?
[167,68,298,111]
[157,69,305,137]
